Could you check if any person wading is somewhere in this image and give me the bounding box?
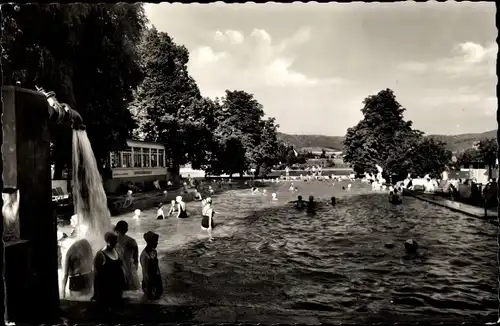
[114,221,140,291]
[140,231,163,300]
[60,218,93,299]
[92,232,126,312]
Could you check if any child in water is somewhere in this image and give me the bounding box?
[167,200,177,216]
[306,196,316,214]
[157,203,165,220]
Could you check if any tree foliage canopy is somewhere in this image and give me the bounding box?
[343,88,451,179]
[129,27,209,169]
[2,3,147,178]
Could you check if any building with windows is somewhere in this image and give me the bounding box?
[459,158,499,184]
[105,139,174,193]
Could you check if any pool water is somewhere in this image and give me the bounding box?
[81,180,497,320]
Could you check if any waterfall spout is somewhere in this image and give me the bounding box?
[35,86,86,131]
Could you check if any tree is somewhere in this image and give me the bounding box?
[409,138,452,178]
[477,138,498,179]
[2,3,147,179]
[253,117,280,176]
[455,148,481,168]
[209,90,265,177]
[129,27,208,172]
[343,89,423,178]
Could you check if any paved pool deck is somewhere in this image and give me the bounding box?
[403,189,498,220]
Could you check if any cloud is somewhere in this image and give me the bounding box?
[214,29,245,44]
[189,27,345,97]
[397,41,497,78]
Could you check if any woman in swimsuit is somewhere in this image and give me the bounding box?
[201,198,215,241]
[176,196,188,218]
[92,232,126,312]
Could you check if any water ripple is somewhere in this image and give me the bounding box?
[114,180,496,320]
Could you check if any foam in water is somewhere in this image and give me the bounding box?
[72,130,112,239]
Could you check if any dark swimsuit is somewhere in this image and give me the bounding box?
[93,250,125,308]
[178,203,188,218]
[201,210,215,229]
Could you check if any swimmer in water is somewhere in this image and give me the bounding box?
[193,189,202,201]
[251,187,260,194]
[342,186,346,191]
[133,209,141,220]
[167,200,177,216]
[271,193,278,201]
[289,195,305,209]
[347,184,352,190]
[331,197,336,206]
[389,189,402,205]
[306,196,316,214]
[156,203,165,220]
[262,189,267,195]
[289,184,295,191]
[208,186,214,194]
[176,196,188,218]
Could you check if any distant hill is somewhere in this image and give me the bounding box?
[277,130,497,154]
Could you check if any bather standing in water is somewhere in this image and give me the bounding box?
[176,195,188,218]
[114,221,141,291]
[140,231,163,300]
[60,221,94,299]
[92,232,126,312]
[201,198,215,241]
[290,195,306,209]
[306,196,316,214]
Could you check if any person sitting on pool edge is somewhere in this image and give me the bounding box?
[176,196,188,218]
[306,195,316,214]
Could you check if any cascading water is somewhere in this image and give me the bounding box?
[37,87,114,298]
[72,130,112,239]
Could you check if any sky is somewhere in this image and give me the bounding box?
[145,2,497,136]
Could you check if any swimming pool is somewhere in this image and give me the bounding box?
[105,180,497,321]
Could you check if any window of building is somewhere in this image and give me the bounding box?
[142,148,151,168]
[121,148,132,168]
[133,147,142,167]
[158,149,165,167]
[151,149,158,168]
[110,151,121,168]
